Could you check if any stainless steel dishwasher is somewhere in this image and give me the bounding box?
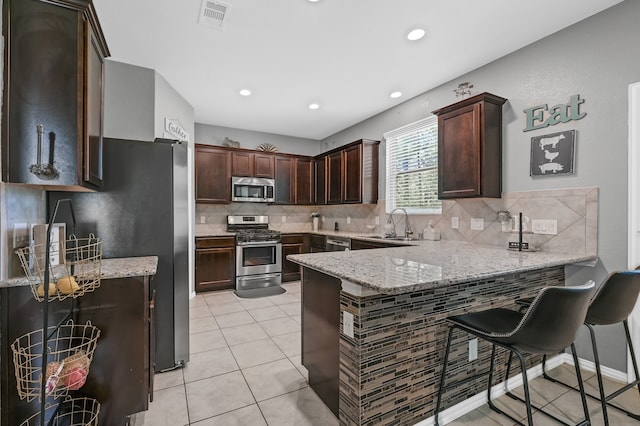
[325,236,351,251]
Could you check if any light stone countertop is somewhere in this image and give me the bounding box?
[0,256,158,288]
[287,240,596,294]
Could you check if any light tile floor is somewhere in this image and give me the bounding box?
[135,281,640,425]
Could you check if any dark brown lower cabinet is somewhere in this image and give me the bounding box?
[301,267,340,417]
[309,234,326,253]
[350,239,402,250]
[282,234,306,282]
[76,276,152,424]
[0,275,153,425]
[195,237,235,292]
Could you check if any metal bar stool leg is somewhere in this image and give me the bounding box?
[586,323,609,425]
[623,319,640,395]
[486,344,498,408]
[434,326,455,426]
[570,342,592,426]
[514,350,535,426]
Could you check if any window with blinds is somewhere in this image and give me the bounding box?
[384,116,442,214]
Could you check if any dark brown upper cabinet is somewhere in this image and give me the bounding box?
[1,0,110,190]
[432,92,507,199]
[195,144,231,204]
[326,151,343,204]
[274,154,314,205]
[314,156,327,204]
[322,139,379,205]
[295,157,314,205]
[274,155,294,204]
[231,151,274,178]
[194,142,379,206]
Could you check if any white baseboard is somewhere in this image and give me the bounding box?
[560,353,628,383]
[414,354,627,426]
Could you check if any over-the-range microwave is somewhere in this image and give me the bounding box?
[231,176,275,203]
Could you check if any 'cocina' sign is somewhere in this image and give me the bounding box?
[523,94,586,132]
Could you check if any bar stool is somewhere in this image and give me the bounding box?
[519,271,640,425]
[434,281,596,426]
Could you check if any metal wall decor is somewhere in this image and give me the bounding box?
[523,94,586,132]
[530,130,576,177]
[454,82,474,98]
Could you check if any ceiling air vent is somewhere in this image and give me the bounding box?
[199,0,231,28]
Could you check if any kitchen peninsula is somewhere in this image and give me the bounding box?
[288,241,596,426]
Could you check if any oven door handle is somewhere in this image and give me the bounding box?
[237,241,281,247]
[239,273,281,281]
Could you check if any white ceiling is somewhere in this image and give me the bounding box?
[93,0,622,141]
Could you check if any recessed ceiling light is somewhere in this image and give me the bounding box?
[308,0,320,2]
[407,28,426,41]
[390,91,403,99]
[239,89,252,96]
[308,103,320,110]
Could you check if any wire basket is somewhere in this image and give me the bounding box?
[11,321,101,401]
[16,234,103,302]
[20,396,100,426]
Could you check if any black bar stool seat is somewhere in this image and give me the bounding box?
[517,270,640,425]
[435,281,596,426]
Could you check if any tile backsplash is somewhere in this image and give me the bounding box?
[195,187,597,256]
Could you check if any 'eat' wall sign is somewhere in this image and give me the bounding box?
[523,94,586,132]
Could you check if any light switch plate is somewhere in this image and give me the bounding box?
[281,216,286,223]
[451,216,459,229]
[532,219,557,235]
[347,216,351,224]
[13,222,29,248]
[375,216,380,225]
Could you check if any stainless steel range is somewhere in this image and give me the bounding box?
[227,215,285,298]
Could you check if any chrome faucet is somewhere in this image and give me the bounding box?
[386,208,413,238]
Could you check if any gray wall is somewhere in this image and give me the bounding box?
[0,185,46,278]
[104,60,155,141]
[321,1,640,371]
[155,72,195,141]
[195,123,321,156]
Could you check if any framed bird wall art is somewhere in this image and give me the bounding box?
[530,129,576,177]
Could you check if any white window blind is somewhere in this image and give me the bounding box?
[384,116,441,214]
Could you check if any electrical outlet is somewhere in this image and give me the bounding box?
[469,338,478,361]
[470,218,484,231]
[451,216,459,229]
[343,311,354,338]
[347,216,351,224]
[13,222,29,248]
[375,216,380,225]
[281,216,287,223]
[200,216,206,224]
[532,219,558,235]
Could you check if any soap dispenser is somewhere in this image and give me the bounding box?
[423,221,441,241]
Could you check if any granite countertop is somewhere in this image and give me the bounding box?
[287,240,596,294]
[0,256,158,288]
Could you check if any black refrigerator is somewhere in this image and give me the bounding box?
[48,137,189,372]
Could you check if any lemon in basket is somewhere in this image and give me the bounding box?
[36,283,57,297]
[57,276,80,294]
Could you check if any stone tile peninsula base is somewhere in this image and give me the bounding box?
[302,266,566,426]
